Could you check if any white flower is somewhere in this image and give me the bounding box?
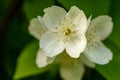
[29,6,89,58]
[36,50,95,80]
[57,53,85,80]
[58,53,95,80]
[84,15,113,64]
[28,6,94,79]
[39,6,89,58]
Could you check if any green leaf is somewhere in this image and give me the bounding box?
[57,0,111,17]
[96,40,120,80]
[13,40,47,79]
[109,0,120,48]
[23,0,55,20]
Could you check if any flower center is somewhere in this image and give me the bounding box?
[86,26,101,43]
[86,33,94,42]
[64,29,71,35]
[86,32,101,43]
[57,17,77,43]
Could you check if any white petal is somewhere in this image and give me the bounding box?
[66,34,87,58]
[46,56,56,64]
[38,16,47,30]
[36,49,55,68]
[40,31,65,57]
[43,6,66,30]
[80,54,95,68]
[88,15,113,40]
[28,18,47,40]
[84,42,113,65]
[66,6,88,33]
[60,60,85,80]
[36,49,48,67]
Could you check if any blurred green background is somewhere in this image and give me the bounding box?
[0,0,120,80]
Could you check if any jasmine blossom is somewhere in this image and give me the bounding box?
[29,6,89,58]
[39,6,89,58]
[84,15,113,64]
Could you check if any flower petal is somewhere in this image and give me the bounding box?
[43,6,66,30]
[60,60,85,80]
[84,42,113,64]
[80,54,95,68]
[66,34,87,58]
[88,15,113,40]
[38,16,47,30]
[36,49,55,68]
[40,31,65,57]
[46,56,56,64]
[36,49,47,67]
[28,18,47,40]
[66,6,88,33]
